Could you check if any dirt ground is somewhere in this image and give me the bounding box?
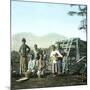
[11,74,87,90]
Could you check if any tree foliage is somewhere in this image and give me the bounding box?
[11,51,20,63]
[68,5,87,31]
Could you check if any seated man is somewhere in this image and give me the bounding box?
[16,52,36,82]
[25,52,36,79]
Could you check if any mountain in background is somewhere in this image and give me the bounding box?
[11,32,67,51]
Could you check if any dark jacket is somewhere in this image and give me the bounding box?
[19,44,30,57]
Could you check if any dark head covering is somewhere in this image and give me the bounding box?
[22,38,26,42]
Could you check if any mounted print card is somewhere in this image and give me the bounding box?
[11,0,87,90]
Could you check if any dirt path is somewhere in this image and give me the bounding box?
[11,74,87,90]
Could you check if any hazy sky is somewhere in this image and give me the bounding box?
[11,1,87,40]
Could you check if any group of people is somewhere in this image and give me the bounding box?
[19,38,63,80]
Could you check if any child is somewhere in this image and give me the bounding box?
[37,52,45,78]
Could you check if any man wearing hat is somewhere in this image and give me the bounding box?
[19,38,30,75]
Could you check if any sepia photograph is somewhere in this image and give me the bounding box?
[11,0,87,90]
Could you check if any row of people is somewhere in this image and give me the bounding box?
[19,38,63,79]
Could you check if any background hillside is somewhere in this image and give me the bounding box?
[11,32,67,51]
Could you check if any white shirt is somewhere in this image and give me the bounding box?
[50,50,63,63]
[28,59,36,72]
[50,50,62,57]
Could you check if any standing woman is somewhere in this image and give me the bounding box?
[19,38,30,75]
[50,45,63,77]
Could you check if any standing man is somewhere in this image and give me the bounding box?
[43,49,47,70]
[33,44,40,67]
[56,43,63,75]
[19,38,30,75]
[34,44,39,59]
[50,45,63,77]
